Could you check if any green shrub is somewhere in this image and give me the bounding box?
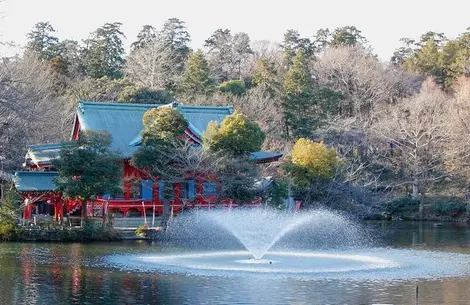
[385,196,420,216]
[268,179,289,209]
[135,224,149,237]
[218,80,246,96]
[432,201,466,217]
[0,222,17,241]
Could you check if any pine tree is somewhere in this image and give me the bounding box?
[179,50,215,99]
[82,22,126,79]
[283,51,340,140]
[25,22,61,60]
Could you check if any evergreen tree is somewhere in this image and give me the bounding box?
[131,25,157,50]
[179,50,215,99]
[132,107,189,224]
[280,29,314,67]
[53,131,122,224]
[82,22,126,79]
[283,50,312,139]
[283,51,340,139]
[25,22,61,60]
[203,110,265,157]
[252,57,281,97]
[330,26,368,47]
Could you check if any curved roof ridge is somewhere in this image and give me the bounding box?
[29,142,65,151]
[78,101,164,111]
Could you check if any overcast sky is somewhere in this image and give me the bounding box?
[1,0,469,61]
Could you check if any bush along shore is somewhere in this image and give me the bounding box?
[0,221,122,242]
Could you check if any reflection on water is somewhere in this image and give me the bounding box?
[0,222,470,304]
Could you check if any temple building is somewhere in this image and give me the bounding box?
[13,101,282,225]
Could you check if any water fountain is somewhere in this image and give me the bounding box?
[107,208,470,280]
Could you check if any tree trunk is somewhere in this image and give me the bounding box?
[412,178,419,197]
[419,193,425,219]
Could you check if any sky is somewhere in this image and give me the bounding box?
[0,0,470,61]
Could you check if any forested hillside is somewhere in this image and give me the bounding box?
[2,19,470,217]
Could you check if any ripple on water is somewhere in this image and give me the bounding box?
[104,248,470,281]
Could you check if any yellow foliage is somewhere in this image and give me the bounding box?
[291,138,339,179]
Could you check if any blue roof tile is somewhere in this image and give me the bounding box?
[14,171,57,191]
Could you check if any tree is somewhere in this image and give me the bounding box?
[25,22,61,61]
[330,26,368,47]
[66,76,172,104]
[118,86,174,104]
[313,26,367,52]
[393,32,448,86]
[82,22,126,79]
[179,50,215,99]
[0,55,68,169]
[131,25,157,50]
[252,57,281,97]
[204,29,252,81]
[373,79,449,216]
[53,131,122,224]
[286,138,340,187]
[283,50,340,139]
[126,37,185,91]
[158,18,191,90]
[212,154,260,203]
[202,110,264,203]
[218,79,246,96]
[439,31,470,87]
[132,107,193,223]
[280,29,314,67]
[444,77,470,182]
[141,107,187,141]
[126,19,191,92]
[312,45,418,122]
[203,110,265,157]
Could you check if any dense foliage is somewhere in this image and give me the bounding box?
[53,132,122,220]
[287,139,340,187]
[5,18,470,217]
[203,110,265,157]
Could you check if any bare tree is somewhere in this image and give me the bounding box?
[373,79,449,215]
[125,40,180,90]
[0,54,69,169]
[444,77,470,184]
[312,45,420,123]
[239,40,282,81]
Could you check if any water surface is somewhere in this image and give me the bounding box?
[1,221,470,304]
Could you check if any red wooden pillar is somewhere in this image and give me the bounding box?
[23,200,30,219]
[23,201,33,219]
[123,160,131,200]
[59,199,64,220]
[174,183,181,203]
[124,180,131,200]
[54,201,59,221]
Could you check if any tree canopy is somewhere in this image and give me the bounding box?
[287,139,340,187]
[203,110,265,157]
[52,131,122,219]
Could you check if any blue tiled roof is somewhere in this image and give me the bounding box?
[27,142,66,165]
[76,101,233,154]
[249,151,283,162]
[14,171,57,192]
[77,101,164,157]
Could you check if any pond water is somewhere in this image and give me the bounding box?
[1,221,470,305]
